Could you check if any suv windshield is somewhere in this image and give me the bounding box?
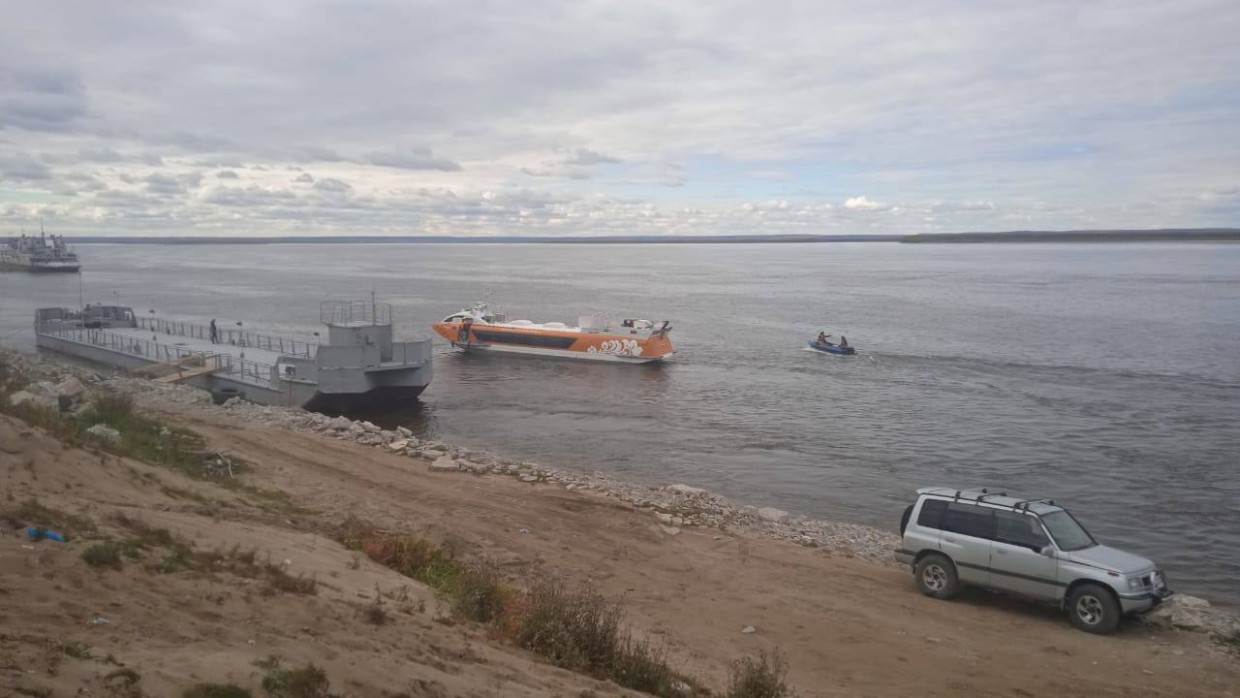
[1040,510,1095,551]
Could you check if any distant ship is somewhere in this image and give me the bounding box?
[432,303,674,363]
[1,224,81,273]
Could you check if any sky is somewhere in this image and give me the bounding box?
[1,0,1238,237]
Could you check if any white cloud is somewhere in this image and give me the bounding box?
[844,196,881,211]
[0,0,1237,235]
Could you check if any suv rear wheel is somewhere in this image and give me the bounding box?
[915,553,959,599]
[1067,583,1121,634]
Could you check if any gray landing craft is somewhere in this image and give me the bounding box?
[34,300,432,410]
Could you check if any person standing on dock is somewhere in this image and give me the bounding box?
[209,319,218,344]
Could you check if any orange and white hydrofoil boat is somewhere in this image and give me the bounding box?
[432,303,673,363]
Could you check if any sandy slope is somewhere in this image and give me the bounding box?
[0,415,639,697]
[2,406,1238,697]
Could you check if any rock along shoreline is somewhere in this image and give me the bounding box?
[3,347,1237,640]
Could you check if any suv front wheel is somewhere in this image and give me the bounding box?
[1067,583,1121,634]
[915,553,959,599]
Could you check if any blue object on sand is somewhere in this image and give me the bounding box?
[26,526,67,543]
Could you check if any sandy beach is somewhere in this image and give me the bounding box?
[2,351,1238,697]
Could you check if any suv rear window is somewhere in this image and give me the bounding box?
[917,498,947,528]
[941,502,995,539]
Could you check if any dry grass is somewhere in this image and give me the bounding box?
[337,517,706,697]
[363,595,389,626]
[610,639,683,696]
[515,578,623,672]
[261,659,333,698]
[48,638,92,660]
[113,512,178,547]
[3,400,82,443]
[90,391,135,425]
[725,650,794,698]
[158,544,197,573]
[338,516,459,593]
[511,579,700,695]
[263,564,318,595]
[160,484,211,503]
[81,541,124,569]
[453,560,506,624]
[183,684,253,698]
[105,514,314,593]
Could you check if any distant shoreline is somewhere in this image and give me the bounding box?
[57,228,1240,245]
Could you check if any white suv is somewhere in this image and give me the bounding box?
[895,487,1172,633]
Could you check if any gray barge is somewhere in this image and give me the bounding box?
[34,300,432,410]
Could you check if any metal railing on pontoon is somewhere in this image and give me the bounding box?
[37,324,276,389]
[136,317,316,359]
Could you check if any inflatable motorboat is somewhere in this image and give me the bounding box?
[808,340,856,355]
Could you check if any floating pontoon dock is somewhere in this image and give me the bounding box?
[35,301,432,410]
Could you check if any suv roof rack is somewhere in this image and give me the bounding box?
[920,488,1061,512]
[1012,497,1057,511]
[950,488,1006,503]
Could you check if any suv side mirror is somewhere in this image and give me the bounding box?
[1039,545,1055,557]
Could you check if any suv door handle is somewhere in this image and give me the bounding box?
[994,548,1008,555]
[943,536,956,543]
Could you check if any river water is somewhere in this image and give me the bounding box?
[2,242,1238,604]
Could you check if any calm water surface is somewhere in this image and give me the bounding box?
[2,242,1238,604]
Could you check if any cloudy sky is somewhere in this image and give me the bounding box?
[2,0,1237,237]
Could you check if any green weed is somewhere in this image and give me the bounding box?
[82,541,124,569]
[183,684,253,698]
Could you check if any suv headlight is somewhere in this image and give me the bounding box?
[1126,577,1145,591]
